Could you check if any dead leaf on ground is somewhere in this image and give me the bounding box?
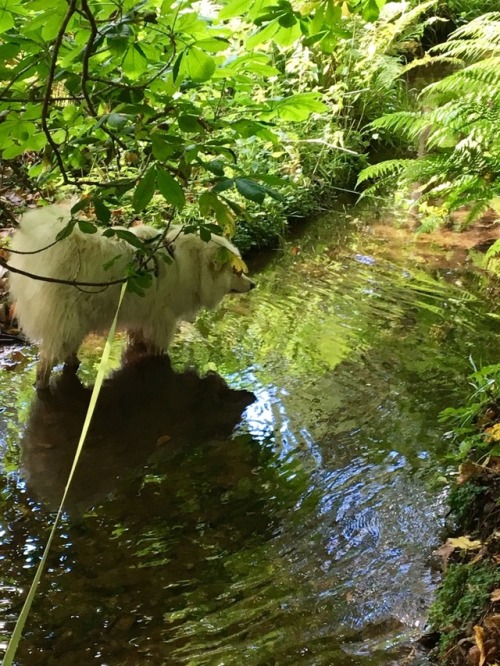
[484,615,500,631]
[156,434,171,446]
[458,460,485,485]
[485,426,500,444]
[447,536,483,551]
[473,625,487,666]
[491,590,500,603]
[435,541,456,570]
[487,456,500,474]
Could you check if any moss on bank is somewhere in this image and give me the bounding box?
[428,365,500,665]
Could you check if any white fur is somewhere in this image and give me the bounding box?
[9,204,254,387]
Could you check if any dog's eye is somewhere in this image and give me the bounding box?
[232,266,243,277]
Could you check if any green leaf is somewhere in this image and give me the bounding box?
[71,199,93,215]
[172,52,184,82]
[56,220,76,241]
[112,229,147,249]
[41,7,67,41]
[157,168,185,209]
[178,114,203,133]
[0,7,14,33]
[362,0,381,22]
[278,12,296,28]
[273,21,302,47]
[199,191,236,233]
[2,143,23,159]
[132,166,157,212]
[195,37,229,52]
[22,132,47,151]
[93,198,111,224]
[212,177,234,193]
[263,93,327,121]
[246,19,280,49]
[218,0,253,20]
[78,219,98,234]
[235,177,266,203]
[107,113,128,129]
[122,43,148,80]
[205,160,225,176]
[199,226,212,242]
[151,134,175,160]
[184,47,216,83]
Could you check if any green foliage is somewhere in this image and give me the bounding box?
[0,0,394,242]
[439,363,500,460]
[448,480,487,529]
[3,0,454,251]
[438,0,499,24]
[429,560,500,653]
[358,12,500,229]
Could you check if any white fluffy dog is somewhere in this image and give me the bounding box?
[9,204,255,388]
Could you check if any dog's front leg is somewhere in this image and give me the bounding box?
[35,357,53,391]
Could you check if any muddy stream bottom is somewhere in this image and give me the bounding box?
[0,211,498,665]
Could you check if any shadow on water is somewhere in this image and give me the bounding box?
[0,209,499,665]
[20,356,255,510]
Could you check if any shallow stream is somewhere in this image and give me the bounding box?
[0,210,498,665]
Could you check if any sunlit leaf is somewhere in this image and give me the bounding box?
[122,44,148,80]
[218,0,253,20]
[447,536,483,551]
[185,47,216,82]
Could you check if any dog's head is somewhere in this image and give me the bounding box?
[200,237,255,309]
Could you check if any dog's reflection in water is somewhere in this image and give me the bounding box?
[20,356,255,510]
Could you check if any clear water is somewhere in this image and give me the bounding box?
[0,211,498,665]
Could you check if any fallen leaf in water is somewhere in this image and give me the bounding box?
[474,625,487,666]
[447,536,483,551]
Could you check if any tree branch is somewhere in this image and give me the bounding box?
[1,255,128,288]
[80,0,128,152]
[40,0,78,184]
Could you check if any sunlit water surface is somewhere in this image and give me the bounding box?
[0,211,498,665]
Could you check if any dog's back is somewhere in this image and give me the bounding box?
[9,204,254,388]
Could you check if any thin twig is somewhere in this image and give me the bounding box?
[80,0,128,152]
[41,0,78,184]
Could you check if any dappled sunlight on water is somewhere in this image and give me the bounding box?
[0,211,498,664]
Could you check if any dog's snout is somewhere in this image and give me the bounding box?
[249,280,256,290]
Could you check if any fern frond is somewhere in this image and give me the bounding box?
[431,13,500,61]
[401,54,461,75]
[370,111,428,140]
[356,159,412,186]
[424,57,500,97]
